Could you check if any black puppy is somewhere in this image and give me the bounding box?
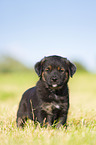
[16,55,76,128]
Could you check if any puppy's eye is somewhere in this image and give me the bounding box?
[45,68,50,71]
[60,68,65,72]
[58,67,65,72]
[45,66,52,72]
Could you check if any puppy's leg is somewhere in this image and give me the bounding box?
[40,115,52,127]
[37,110,52,127]
[47,114,52,126]
[16,116,27,128]
[16,101,28,128]
[56,115,67,128]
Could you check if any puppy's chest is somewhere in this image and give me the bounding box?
[41,94,64,114]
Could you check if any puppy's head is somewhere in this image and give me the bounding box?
[35,55,76,89]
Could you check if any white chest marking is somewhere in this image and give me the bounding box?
[55,105,60,109]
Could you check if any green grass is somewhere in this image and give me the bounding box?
[0,71,96,145]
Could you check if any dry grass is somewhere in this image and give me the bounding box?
[0,71,96,145]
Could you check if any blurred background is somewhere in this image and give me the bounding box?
[0,0,96,73]
[0,2,96,144]
[0,0,96,114]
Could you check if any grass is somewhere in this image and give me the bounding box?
[0,71,96,145]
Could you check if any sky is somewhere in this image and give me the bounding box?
[0,0,96,72]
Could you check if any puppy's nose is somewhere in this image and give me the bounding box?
[51,77,57,82]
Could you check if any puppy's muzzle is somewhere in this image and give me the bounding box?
[50,75,59,88]
[51,77,57,83]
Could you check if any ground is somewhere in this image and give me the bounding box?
[0,71,96,145]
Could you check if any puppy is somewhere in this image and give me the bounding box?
[16,55,76,128]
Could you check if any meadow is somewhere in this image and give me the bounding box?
[0,71,96,145]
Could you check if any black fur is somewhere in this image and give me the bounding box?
[16,55,76,128]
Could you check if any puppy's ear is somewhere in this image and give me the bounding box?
[34,57,46,77]
[67,60,77,77]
